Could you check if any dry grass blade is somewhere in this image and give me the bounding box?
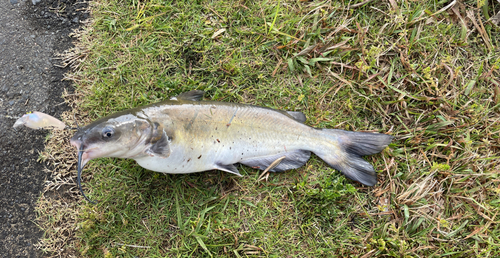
[257,156,286,182]
[113,243,151,249]
[466,10,493,50]
[387,0,399,14]
[348,0,373,10]
[359,249,376,258]
[397,172,441,206]
[54,28,90,71]
[294,44,317,57]
[327,68,352,87]
[491,10,500,25]
[431,0,456,16]
[323,39,349,52]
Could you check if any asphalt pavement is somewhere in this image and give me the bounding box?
[0,0,87,256]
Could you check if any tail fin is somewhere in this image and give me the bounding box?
[316,129,393,186]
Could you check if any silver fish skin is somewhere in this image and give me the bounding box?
[71,90,393,187]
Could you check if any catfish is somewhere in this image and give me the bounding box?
[71,91,393,202]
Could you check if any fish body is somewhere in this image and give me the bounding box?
[135,100,320,175]
[71,91,393,201]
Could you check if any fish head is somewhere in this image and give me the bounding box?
[70,109,173,203]
[70,113,159,168]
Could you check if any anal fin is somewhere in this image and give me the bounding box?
[240,150,311,172]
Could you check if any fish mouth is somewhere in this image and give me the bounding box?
[72,139,96,204]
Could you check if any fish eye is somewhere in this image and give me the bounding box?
[102,127,114,139]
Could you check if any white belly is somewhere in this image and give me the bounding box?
[133,137,306,175]
[134,144,212,174]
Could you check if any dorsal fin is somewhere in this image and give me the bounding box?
[286,111,306,123]
[170,90,205,101]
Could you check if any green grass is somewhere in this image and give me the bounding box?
[38,0,500,257]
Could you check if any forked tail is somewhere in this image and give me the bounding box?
[315,129,393,186]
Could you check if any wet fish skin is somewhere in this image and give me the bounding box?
[71,90,393,199]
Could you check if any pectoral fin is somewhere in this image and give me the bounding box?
[145,122,171,158]
[215,163,242,176]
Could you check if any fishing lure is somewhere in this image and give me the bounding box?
[13,111,66,130]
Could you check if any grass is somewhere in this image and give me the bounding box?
[36,0,500,257]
